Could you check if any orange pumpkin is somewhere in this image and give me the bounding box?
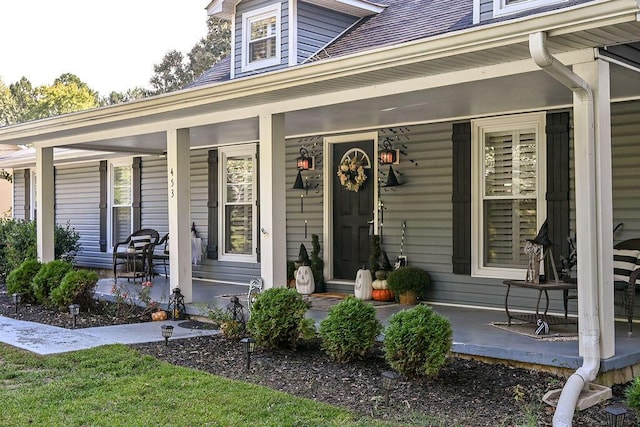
[151,311,168,321]
[372,289,394,302]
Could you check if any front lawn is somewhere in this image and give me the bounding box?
[0,343,387,426]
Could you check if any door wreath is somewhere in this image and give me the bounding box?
[337,149,369,192]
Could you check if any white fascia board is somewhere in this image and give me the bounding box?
[0,147,128,169]
[206,0,239,20]
[302,0,385,17]
[0,0,637,145]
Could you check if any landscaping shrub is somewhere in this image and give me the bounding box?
[5,259,42,303]
[0,219,81,275]
[31,260,73,304]
[319,297,382,362]
[625,376,640,410]
[386,266,431,298]
[247,287,311,349]
[384,304,452,378]
[50,269,99,309]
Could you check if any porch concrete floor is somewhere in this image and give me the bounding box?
[98,276,640,382]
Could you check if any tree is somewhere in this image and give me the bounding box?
[9,77,38,123]
[99,87,152,107]
[0,78,17,126]
[31,74,98,119]
[150,17,231,94]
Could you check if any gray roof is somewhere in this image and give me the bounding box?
[189,0,596,87]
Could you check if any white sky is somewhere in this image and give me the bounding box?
[0,1,208,96]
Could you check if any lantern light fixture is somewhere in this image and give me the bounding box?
[240,337,256,371]
[379,138,399,165]
[604,405,627,427]
[69,304,80,328]
[161,324,174,346]
[381,370,400,406]
[296,147,314,171]
[12,293,21,314]
[168,287,187,320]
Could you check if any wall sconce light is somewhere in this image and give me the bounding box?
[379,138,399,165]
[296,147,314,171]
[69,304,80,328]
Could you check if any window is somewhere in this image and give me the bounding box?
[493,0,568,17]
[242,4,281,72]
[219,145,257,262]
[108,159,133,249]
[471,113,546,279]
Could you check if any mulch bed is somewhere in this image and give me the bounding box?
[0,283,636,426]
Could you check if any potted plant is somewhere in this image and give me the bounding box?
[387,266,430,305]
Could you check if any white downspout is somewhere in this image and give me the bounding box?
[529,32,600,427]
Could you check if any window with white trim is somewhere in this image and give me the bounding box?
[493,0,568,17]
[219,145,257,262]
[471,113,546,279]
[108,159,133,249]
[242,4,281,72]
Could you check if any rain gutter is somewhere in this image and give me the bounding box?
[529,31,601,427]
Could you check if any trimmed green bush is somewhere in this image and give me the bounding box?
[625,376,640,410]
[32,260,73,304]
[247,288,311,350]
[384,305,452,378]
[386,266,431,298]
[319,297,382,362]
[5,259,42,303]
[50,269,99,309]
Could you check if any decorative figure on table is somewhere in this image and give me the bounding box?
[524,220,559,285]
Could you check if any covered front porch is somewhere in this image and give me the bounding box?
[98,275,640,386]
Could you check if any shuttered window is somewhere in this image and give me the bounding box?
[108,159,133,248]
[472,112,546,279]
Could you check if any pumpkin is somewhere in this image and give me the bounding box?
[296,265,315,295]
[372,279,388,290]
[354,268,373,300]
[372,288,394,301]
[151,310,168,321]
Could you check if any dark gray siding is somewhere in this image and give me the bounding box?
[234,0,289,79]
[55,162,111,269]
[297,2,358,63]
[13,169,26,220]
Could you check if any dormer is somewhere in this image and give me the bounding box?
[473,0,583,24]
[206,0,384,79]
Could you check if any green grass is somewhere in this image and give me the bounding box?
[0,343,391,426]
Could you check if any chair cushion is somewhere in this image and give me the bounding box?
[613,249,640,285]
[130,235,152,253]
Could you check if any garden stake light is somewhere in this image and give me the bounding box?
[161,325,174,346]
[12,293,21,314]
[68,304,80,328]
[240,337,256,371]
[604,405,627,427]
[381,371,400,406]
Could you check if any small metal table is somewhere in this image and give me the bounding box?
[503,280,577,326]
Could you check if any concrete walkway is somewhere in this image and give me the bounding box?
[0,316,219,355]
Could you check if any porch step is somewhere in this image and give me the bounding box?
[324,282,354,295]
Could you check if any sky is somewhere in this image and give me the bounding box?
[0,1,209,96]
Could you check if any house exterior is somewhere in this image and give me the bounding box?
[1,0,640,398]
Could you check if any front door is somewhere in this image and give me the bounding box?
[332,141,374,280]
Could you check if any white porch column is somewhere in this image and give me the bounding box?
[259,113,287,289]
[166,129,193,302]
[35,146,54,262]
[573,59,615,359]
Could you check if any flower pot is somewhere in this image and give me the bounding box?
[398,290,418,305]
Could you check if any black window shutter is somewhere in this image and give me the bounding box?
[207,150,219,259]
[24,169,31,220]
[132,157,142,231]
[99,160,107,252]
[452,122,472,275]
[545,111,570,277]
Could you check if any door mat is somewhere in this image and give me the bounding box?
[490,321,578,341]
[306,294,398,311]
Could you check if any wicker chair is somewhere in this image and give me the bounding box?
[613,238,640,336]
[112,229,160,282]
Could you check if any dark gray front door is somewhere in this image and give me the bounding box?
[332,141,374,280]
